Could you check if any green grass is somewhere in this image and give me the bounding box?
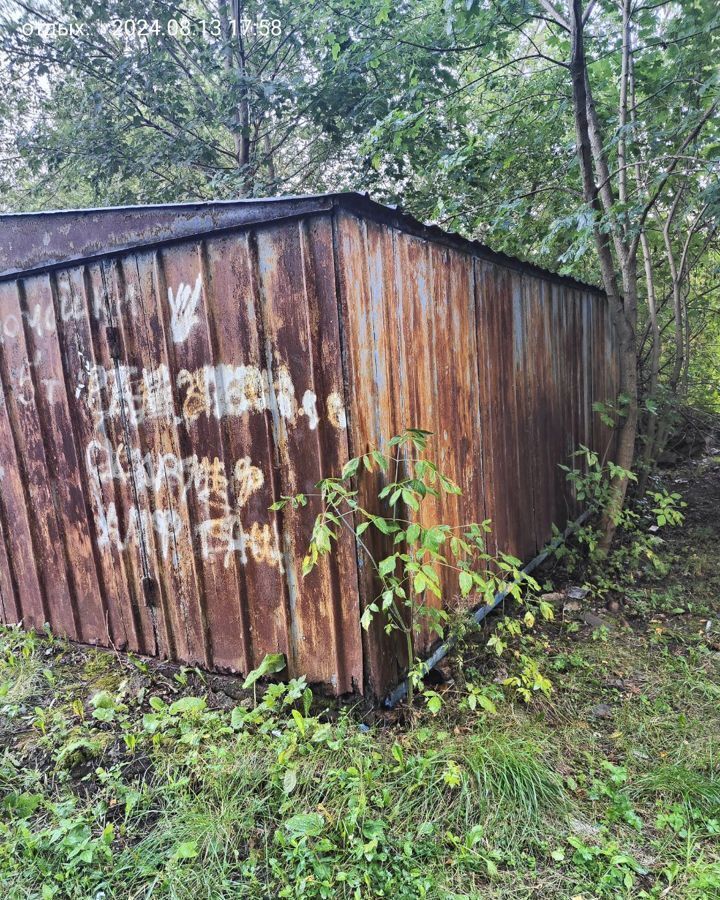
[0,625,571,899]
[1,468,719,898]
[1,611,718,899]
[0,624,43,710]
[633,763,720,814]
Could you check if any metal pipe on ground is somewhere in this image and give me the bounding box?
[383,509,592,708]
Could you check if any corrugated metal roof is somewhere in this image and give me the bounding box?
[0,192,604,294]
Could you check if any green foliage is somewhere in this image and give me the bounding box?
[648,489,687,528]
[0,625,43,713]
[460,682,500,716]
[501,654,553,704]
[242,652,287,690]
[0,623,574,898]
[555,445,688,605]
[275,429,541,705]
[559,444,637,521]
[0,0,360,207]
[590,762,644,831]
[561,834,648,895]
[1,461,719,900]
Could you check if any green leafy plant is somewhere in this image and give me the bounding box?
[460,682,501,715]
[90,690,126,723]
[649,489,687,527]
[502,654,553,703]
[273,429,539,704]
[590,761,644,831]
[560,445,637,525]
[242,652,287,706]
[561,834,648,895]
[556,447,687,605]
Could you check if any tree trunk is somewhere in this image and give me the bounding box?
[569,0,638,551]
[603,257,639,545]
[232,0,252,176]
[636,230,660,496]
[629,41,661,498]
[217,0,252,193]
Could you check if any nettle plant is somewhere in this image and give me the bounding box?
[556,444,686,597]
[560,445,636,522]
[647,489,686,528]
[272,429,541,704]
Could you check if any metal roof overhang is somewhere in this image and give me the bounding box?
[0,192,604,294]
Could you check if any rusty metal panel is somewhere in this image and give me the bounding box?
[508,269,538,560]
[0,211,362,694]
[0,194,618,699]
[473,261,501,559]
[0,277,80,638]
[332,212,408,695]
[334,213,499,691]
[0,196,337,278]
[546,283,565,528]
[335,207,618,686]
[427,242,488,598]
[252,218,360,691]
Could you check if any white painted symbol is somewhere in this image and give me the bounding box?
[302,390,319,430]
[327,391,347,429]
[168,273,202,343]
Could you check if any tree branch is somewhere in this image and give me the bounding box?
[630,101,718,257]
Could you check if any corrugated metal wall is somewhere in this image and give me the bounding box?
[0,196,618,698]
[334,209,617,693]
[0,213,362,694]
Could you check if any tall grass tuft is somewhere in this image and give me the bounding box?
[464,731,566,839]
[632,763,720,815]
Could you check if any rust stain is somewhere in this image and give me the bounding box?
[0,196,617,699]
